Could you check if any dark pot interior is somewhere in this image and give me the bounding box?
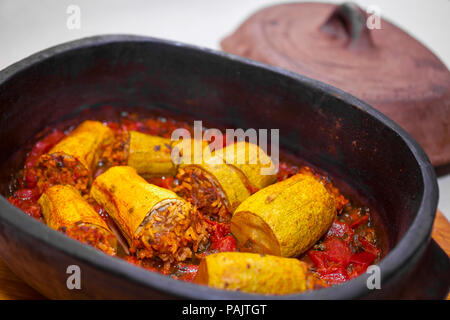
[0,35,438,299]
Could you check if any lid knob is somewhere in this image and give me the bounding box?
[320,2,374,50]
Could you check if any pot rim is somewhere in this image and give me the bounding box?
[0,35,439,299]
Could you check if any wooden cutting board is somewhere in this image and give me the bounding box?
[431,211,450,300]
[0,211,448,300]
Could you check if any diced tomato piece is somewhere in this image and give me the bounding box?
[326,220,353,239]
[211,235,236,252]
[204,219,235,252]
[14,188,40,201]
[358,236,380,257]
[8,181,44,220]
[205,219,231,239]
[350,215,369,228]
[307,250,328,269]
[23,204,42,219]
[323,237,353,267]
[25,129,65,168]
[348,263,369,279]
[350,251,377,266]
[7,196,20,207]
[319,267,349,285]
[179,263,199,273]
[176,264,199,282]
[25,158,37,169]
[24,170,37,188]
[334,194,350,212]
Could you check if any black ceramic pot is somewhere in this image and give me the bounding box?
[0,35,438,299]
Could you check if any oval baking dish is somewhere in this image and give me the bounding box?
[0,35,438,299]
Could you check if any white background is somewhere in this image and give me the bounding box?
[0,0,449,219]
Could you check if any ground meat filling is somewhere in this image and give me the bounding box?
[175,167,231,223]
[61,222,117,256]
[99,131,129,169]
[131,201,209,270]
[34,153,89,194]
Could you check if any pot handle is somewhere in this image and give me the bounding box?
[320,2,374,50]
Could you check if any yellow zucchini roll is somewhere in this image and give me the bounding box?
[127,131,176,177]
[38,185,117,256]
[171,137,211,166]
[35,120,113,193]
[100,131,210,178]
[90,166,208,266]
[195,252,320,294]
[220,141,277,191]
[175,141,277,222]
[175,155,251,223]
[231,173,336,257]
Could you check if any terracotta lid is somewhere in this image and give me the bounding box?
[221,2,450,166]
